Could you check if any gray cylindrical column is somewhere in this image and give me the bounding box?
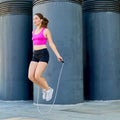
[33,0,83,104]
[0,0,33,100]
[83,0,120,100]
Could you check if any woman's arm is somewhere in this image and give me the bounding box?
[45,28,63,62]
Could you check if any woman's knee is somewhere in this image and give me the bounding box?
[35,73,42,80]
[28,73,35,81]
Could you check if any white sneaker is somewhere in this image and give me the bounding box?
[45,87,54,101]
[42,89,46,100]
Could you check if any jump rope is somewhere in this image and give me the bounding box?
[36,60,64,114]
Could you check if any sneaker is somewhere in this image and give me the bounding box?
[45,87,54,101]
[42,89,46,100]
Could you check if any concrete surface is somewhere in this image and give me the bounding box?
[1,100,120,120]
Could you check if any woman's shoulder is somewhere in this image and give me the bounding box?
[44,28,51,33]
[44,27,49,31]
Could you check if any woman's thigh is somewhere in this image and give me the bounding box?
[28,61,38,78]
[35,62,48,77]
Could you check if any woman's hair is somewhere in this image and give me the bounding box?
[35,13,49,28]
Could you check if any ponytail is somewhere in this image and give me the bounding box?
[42,17,49,28]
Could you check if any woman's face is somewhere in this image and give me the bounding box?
[33,15,42,26]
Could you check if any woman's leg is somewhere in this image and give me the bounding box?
[35,61,54,101]
[28,61,39,85]
[35,62,50,90]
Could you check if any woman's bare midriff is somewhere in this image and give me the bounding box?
[33,45,47,50]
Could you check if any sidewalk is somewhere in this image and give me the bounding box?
[1,100,120,120]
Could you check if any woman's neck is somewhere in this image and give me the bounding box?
[36,25,42,30]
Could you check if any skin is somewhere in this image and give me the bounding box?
[28,15,63,91]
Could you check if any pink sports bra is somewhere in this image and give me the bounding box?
[32,28,47,45]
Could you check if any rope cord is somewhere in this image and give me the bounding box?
[36,61,64,114]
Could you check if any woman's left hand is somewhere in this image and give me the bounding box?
[57,55,63,62]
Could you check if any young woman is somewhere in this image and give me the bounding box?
[28,13,63,101]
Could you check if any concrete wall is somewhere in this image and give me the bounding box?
[0,0,33,100]
[33,0,84,104]
[83,0,120,100]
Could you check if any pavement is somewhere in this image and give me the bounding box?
[1,100,120,120]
